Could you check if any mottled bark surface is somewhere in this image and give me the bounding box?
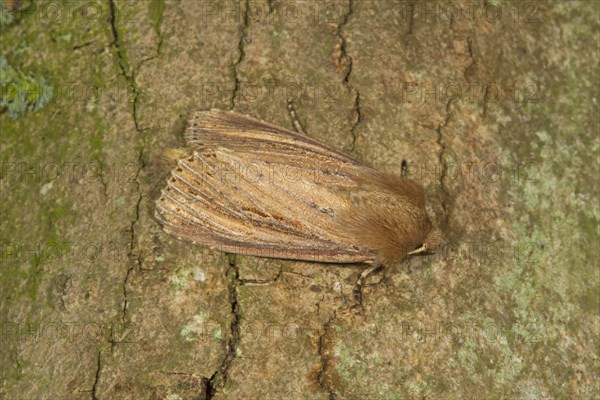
[1,1,598,399]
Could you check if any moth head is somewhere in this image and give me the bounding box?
[407,227,442,256]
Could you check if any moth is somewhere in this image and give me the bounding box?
[155,109,441,271]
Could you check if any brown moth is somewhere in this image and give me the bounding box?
[155,110,441,268]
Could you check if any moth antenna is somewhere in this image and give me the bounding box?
[407,244,427,255]
[401,160,408,177]
[287,99,306,135]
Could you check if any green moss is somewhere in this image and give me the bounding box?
[488,4,599,393]
[0,56,54,119]
[212,326,222,340]
[169,266,192,291]
[334,342,367,383]
[24,264,42,301]
[88,128,104,161]
[0,4,13,25]
[46,202,71,220]
[376,385,402,400]
[180,312,210,341]
[148,0,165,54]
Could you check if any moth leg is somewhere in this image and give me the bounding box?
[287,99,306,135]
[359,264,382,282]
[353,263,384,307]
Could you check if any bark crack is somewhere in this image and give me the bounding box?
[466,37,475,66]
[122,151,144,322]
[463,35,491,118]
[405,0,417,35]
[97,165,108,198]
[72,40,94,51]
[482,82,491,118]
[231,0,250,109]
[316,313,337,400]
[205,255,242,398]
[435,99,453,226]
[152,0,165,55]
[108,0,150,323]
[239,265,283,286]
[336,0,361,151]
[464,35,486,119]
[463,36,480,82]
[109,0,158,132]
[91,349,102,400]
[58,275,71,310]
[108,0,142,132]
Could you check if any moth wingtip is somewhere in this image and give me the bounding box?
[162,147,190,162]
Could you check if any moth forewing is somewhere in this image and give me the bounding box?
[155,110,437,267]
[156,146,374,263]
